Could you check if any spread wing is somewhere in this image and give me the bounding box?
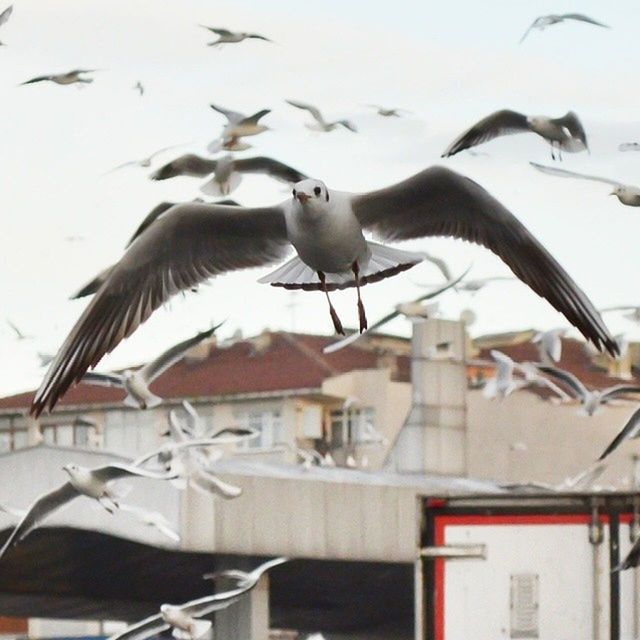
[550,111,588,148]
[209,102,245,124]
[20,75,53,85]
[91,463,178,483]
[560,13,609,28]
[0,483,78,560]
[81,371,125,387]
[350,166,617,354]
[598,405,640,460]
[234,157,307,183]
[442,110,530,156]
[150,154,218,180]
[238,109,271,126]
[0,5,13,27]
[519,19,539,43]
[530,162,619,187]
[285,100,325,126]
[200,26,234,37]
[31,202,290,416]
[139,325,220,383]
[600,385,640,402]
[535,365,589,399]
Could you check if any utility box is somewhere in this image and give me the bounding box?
[417,492,640,640]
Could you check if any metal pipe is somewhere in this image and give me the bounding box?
[590,504,603,640]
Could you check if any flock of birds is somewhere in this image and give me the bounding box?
[1,3,640,632]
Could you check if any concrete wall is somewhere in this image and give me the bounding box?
[467,390,640,487]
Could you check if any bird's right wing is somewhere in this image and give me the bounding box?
[31,202,290,416]
[239,109,271,126]
[518,20,538,43]
[530,162,619,187]
[561,13,609,27]
[442,110,530,156]
[285,100,325,125]
[0,5,13,27]
[535,365,589,400]
[92,463,178,483]
[598,405,640,460]
[81,371,125,388]
[189,468,242,500]
[150,154,218,180]
[106,614,167,640]
[0,482,78,560]
[20,75,52,85]
[71,264,115,299]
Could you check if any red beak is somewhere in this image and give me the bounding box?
[296,192,310,204]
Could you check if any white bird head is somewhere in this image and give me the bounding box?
[610,186,625,199]
[292,179,330,211]
[62,463,81,477]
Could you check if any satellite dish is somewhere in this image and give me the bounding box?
[460,308,477,326]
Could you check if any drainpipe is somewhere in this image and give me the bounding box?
[589,502,604,640]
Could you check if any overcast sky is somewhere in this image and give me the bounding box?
[1,0,639,396]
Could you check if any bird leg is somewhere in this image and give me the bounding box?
[352,261,368,333]
[318,271,344,335]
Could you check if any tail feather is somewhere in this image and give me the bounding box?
[258,241,423,292]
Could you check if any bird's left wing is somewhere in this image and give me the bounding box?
[81,371,125,388]
[285,100,325,125]
[150,154,218,180]
[530,162,620,187]
[600,385,640,402]
[551,111,588,148]
[140,325,222,383]
[561,13,609,27]
[0,482,78,559]
[518,19,538,43]
[598,405,640,460]
[350,166,617,355]
[92,463,178,483]
[107,614,167,640]
[31,202,290,415]
[0,5,13,27]
[239,109,271,126]
[234,157,307,183]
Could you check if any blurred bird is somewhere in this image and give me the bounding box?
[365,104,410,117]
[117,504,180,543]
[532,328,566,363]
[150,154,308,196]
[520,13,609,43]
[456,276,516,293]
[0,5,13,45]
[208,103,270,152]
[133,81,144,96]
[601,306,640,325]
[31,166,618,415]
[443,110,588,160]
[79,327,219,409]
[199,25,272,47]
[536,365,640,416]
[0,463,177,560]
[286,99,357,132]
[530,162,640,207]
[105,143,189,174]
[619,143,640,152]
[21,69,99,86]
[108,557,286,640]
[6,319,32,341]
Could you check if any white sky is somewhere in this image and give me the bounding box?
[1,0,639,396]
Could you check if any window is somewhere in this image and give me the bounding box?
[329,407,376,447]
[235,408,283,449]
[41,417,97,448]
[0,416,29,452]
[103,410,158,456]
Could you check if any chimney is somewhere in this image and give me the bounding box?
[386,318,467,476]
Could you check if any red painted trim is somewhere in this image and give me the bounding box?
[431,512,632,640]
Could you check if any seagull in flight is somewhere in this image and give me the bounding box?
[20,69,99,86]
[532,328,566,363]
[79,327,219,409]
[365,104,410,117]
[31,166,617,416]
[619,143,640,152]
[133,81,144,96]
[150,154,308,196]
[199,25,272,47]
[520,13,609,43]
[208,103,271,152]
[6,319,32,341]
[0,5,13,45]
[0,463,176,560]
[104,143,189,174]
[286,100,357,132]
[536,365,640,416]
[600,306,640,324]
[530,162,640,207]
[443,110,588,160]
[108,557,286,640]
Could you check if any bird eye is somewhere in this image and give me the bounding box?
[314,186,321,196]
[292,189,297,198]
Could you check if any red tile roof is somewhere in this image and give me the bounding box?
[0,332,411,413]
